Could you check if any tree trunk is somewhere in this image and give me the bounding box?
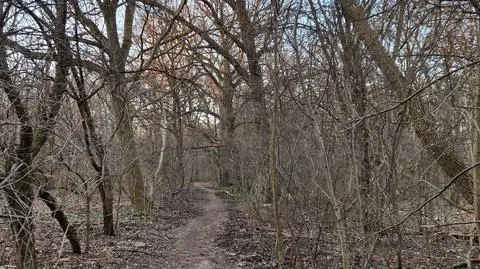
[339,20,377,233]
[172,87,185,188]
[72,65,115,235]
[151,103,168,201]
[473,22,480,237]
[72,0,148,214]
[0,0,70,265]
[1,34,37,269]
[38,188,81,254]
[270,3,284,261]
[97,178,115,235]
[269,109,284,263]
[225,0,269,201]
[4,182,37,269]
[226,0,267,132]
[341,0,473,203]
[219,58,236,187]
[109,74,149,213]
[0,11,35,267]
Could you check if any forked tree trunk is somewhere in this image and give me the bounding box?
[72,0,149,214]
[103,0,149,213]
[226,0,268,132]
[225,0,269,201]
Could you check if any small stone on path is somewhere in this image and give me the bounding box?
[134,241,146,248]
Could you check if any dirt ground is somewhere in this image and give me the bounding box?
[1,181,480,268]
[0,182,244,269]
[168,182,230,269]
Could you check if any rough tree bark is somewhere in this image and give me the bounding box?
[225,0,268,133]
[108,73,149,212]
[218,57,236,187]
[270,1,284,262]
[223,0,269,201]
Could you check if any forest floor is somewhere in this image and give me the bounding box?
[1,181,480,268]
[0,181,272,269]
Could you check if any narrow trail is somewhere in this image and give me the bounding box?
[170,181,230,269]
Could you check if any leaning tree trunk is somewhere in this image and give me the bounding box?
[341,0,473,203]
[38,188,81,254]
[72,64,115,235]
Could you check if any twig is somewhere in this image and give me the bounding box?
[368,161,480,239]
[112,248,157,257]
[450,259,480,269]
[421,220,480,229]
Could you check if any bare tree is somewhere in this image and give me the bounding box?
[0,0,74,267]
[340,0,475,204]
[72,0,150,213]
[70,60,115,235]
[140,0,275,197]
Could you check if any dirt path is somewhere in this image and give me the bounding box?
[170,181,231,269]
[2,181,247,268]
